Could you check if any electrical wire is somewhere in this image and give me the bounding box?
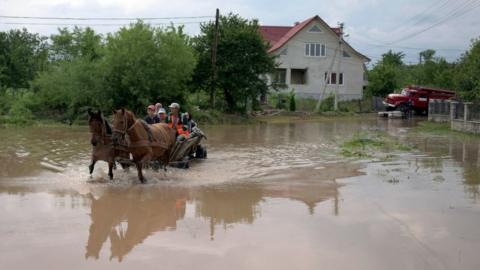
[0,21,209,27]
[386,0,480,45]
[0,15,214,21]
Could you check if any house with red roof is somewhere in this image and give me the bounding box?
[259,15,370,100]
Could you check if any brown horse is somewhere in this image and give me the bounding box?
[88,109,130,180]
[111,108,176,183]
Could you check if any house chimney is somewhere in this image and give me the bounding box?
[294,21,300,26]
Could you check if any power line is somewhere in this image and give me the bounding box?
[401,0,455,29]
[388,0,452,32]
[386,0,480,45]
[348,37,465,52]
[0,15,214,21]
[0,21,208,27]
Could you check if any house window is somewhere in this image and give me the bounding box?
[272,68,287,85]
[342,50,351,57]
[305,43,326,57]
[308,25,322,33]
[324,72,344,85]
[291,69,306,85]
[331,73,337,84]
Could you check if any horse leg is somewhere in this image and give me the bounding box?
[136,162,146,184]
[108,162,114,180]
[89,159,97,175]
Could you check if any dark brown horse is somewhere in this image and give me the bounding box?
[111,109,176,183]
[88,109,130,180]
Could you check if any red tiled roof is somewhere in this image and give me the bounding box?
[259,26,292,46]
[263,16,317,53]
[259,24,342,51]
[259,15,369,61]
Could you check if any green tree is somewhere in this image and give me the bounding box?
[32,27,105,120]
[419,49,436,63]
[192,13,276,113]
[0,29,48,89]
[50,27,103,61]
[381,50,405,66]
[366,50,405,97]
[455,38,480,101]
[102,22,196,114]
[32,59,103,119]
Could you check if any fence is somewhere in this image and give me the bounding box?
[454,102,464,120]
[429,99,480,134]
[467,103,480,121]
[428,99,451,122]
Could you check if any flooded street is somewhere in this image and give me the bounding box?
[1,117,480,270]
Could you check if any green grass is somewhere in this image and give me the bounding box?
[340,132,413,159]
[415,121,451,133]
[415,121,480,138]
[194,110,256,125]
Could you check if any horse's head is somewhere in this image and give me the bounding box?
[88,109,105,146]
[111,108,135,145]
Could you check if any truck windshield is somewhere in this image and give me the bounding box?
[401,89,410,96]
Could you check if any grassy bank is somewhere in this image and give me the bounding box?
[268,93,376,113]
[2,107,378,127]
[0,109,257,128]
[414,121,480,138]
[340,132,413,159]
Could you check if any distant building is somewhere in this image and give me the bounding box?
[259,15,370,100]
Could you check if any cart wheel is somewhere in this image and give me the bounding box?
[196,145,207,159]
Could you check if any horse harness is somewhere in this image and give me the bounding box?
[90,118,129,153]
[113,114,169,150]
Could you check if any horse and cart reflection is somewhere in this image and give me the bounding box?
[88,109,207,183]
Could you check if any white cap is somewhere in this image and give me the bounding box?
[169,103,180,109]
[158,108,166,114]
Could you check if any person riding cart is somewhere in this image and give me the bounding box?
[144,105,160,124]
[167,103,189,140]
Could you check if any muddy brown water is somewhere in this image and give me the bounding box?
[1,117,480,270]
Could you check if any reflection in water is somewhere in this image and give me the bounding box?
[84,162,358,260]
[195,184,263,240]
[413,133,480,200]
[1,118,480,269]
[85,187,189,261]
[379,118,480,201]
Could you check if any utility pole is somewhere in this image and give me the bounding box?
[210,8,220,109]
[334,22,344,111]
[315,24,342,112]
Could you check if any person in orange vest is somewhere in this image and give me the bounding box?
[167,102,190,140]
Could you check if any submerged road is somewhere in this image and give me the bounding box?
[0,117,479,270]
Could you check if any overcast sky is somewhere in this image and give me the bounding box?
[1,0,479,65]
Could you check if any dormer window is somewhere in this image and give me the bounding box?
[308,25,322,33]
[305,43,326,57]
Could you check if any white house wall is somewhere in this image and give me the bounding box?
[270,20,367,100]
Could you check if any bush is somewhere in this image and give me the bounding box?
[318,94,335,112]
[289,90,296,112]
[191,109,253,125]
[268,92,290,110]
[339,98,374,113]
[186,91,210,111]
[6,92,35,125]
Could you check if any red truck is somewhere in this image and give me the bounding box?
[384,85,455,114]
